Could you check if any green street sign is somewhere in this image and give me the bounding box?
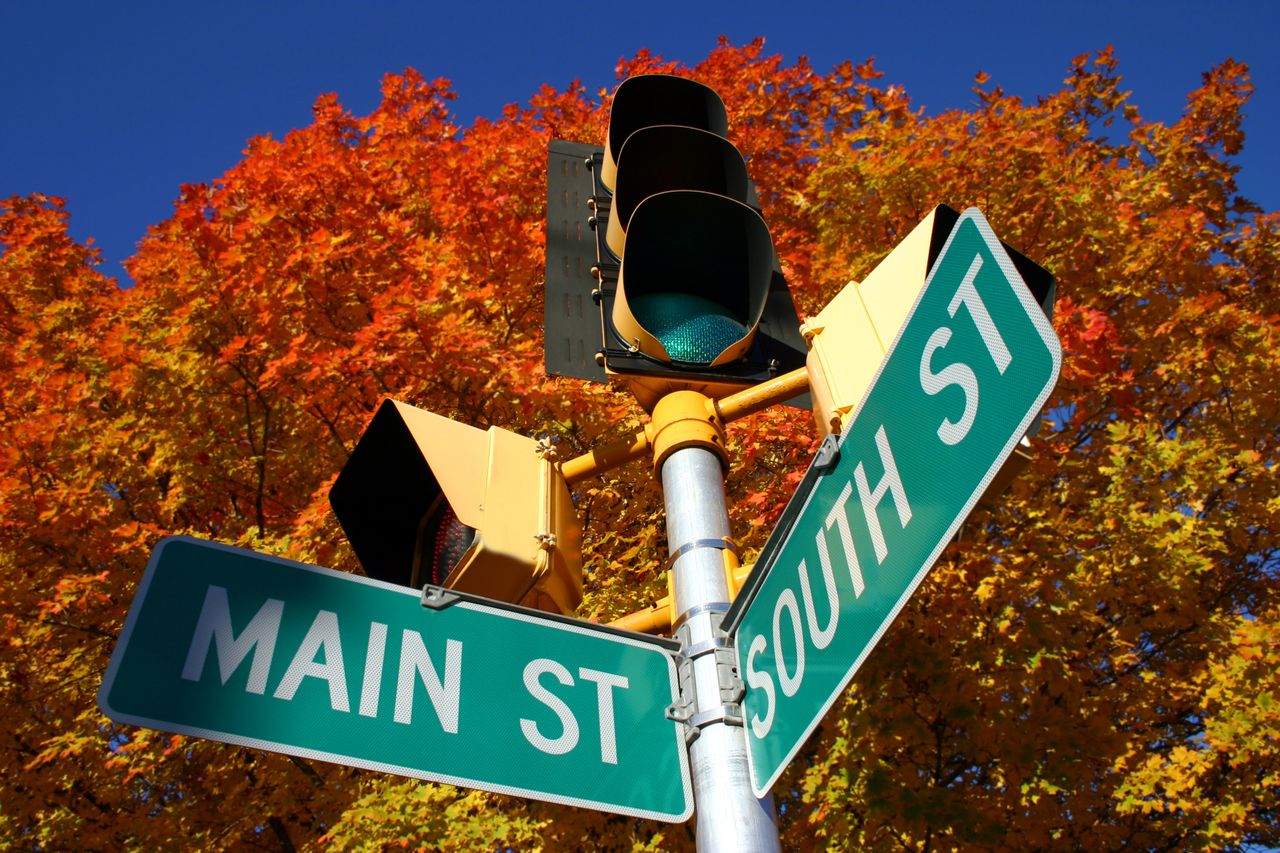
[731,208,1062,795]
[99,537,692,822]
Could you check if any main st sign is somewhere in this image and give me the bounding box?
[99,537,692,823]
[730,208,1062,795]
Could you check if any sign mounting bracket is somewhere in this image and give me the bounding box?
[666,619,745,745]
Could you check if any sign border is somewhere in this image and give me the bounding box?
[99,536,694,824]
[737,207,1062,796]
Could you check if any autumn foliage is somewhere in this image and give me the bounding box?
[3,40,1278,850]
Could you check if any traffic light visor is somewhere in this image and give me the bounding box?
[601,74,729,192]
[612,190,774,367]
[604,124,751,259]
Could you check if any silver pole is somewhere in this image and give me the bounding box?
[661,446,781,853]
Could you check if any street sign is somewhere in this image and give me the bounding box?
[99,536,692,823]
[730,207,1062,795]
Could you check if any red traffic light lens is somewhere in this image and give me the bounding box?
[424,504,476,586]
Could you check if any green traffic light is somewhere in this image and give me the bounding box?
[629,293,747,364]
[613,189,773,368]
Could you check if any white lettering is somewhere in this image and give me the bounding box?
[922,254,1016,445]
[273,610,349,712]
[394,631,462,733]
[823,481,863,598]
[181,585,283,695]
[798,557,838,651]
[578,668,629,765]
[773,589,805,698]
[745,634,776,739]
[921,325,979,445]
[520,659,579,756]
[358,622,388,718]
[854,425,912,564]
[950,254,1012,373]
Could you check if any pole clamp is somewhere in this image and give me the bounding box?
[671,600,731,633]
[666,536,739,571]
[665,621,745,745]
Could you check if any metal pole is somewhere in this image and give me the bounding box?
[661,446,781,853]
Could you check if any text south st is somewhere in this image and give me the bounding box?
[181,585,631,765]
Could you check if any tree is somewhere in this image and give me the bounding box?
[1,40,1276,850]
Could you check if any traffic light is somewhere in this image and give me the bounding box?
[329,399,582,615]
[543,74,808,412]
[803,203,1055,503]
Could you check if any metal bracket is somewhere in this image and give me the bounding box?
[665,620,745,745]
[671,600,731,632]
[420,585,462,610]
[813,432,841,472]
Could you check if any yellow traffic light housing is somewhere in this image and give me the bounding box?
[329,399,582,615]
[802,204,1055,504]
[803,208,945,437]
[804,204,1055,436]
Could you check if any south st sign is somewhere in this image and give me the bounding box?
[730,208,1062,795]
[99,537,692,822]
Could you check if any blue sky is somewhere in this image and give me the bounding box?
[3,1,1276,285]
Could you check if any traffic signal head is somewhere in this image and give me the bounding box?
[801,204,1056,506]
[804,204,1055,437]
[329,399,582,615]
[587,74,807,411]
